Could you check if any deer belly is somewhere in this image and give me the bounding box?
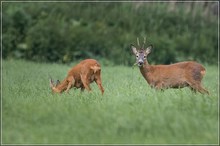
[162,78,188,88]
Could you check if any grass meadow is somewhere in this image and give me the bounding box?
[2,59,219,144]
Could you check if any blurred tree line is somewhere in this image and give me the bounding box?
[2,2,218,65]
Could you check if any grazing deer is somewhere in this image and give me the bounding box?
[50,59,104,95]
[131,38,209,94]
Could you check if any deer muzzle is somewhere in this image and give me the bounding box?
[137,60,144,66]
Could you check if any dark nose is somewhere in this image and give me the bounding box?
[138,61,143,66]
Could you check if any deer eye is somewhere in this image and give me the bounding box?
[136,55,139,58]
[144,56,146,58]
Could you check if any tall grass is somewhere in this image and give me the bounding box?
[2,60,219,144]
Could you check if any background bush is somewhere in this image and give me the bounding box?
[2,2,218,65]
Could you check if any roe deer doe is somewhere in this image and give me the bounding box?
[131,38,209,94]
[50,59,104,94]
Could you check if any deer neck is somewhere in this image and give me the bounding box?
[140,61,150,70]
[52,79,68,93]
[139,61,151,82]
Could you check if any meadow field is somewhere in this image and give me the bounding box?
[2,59,219,144]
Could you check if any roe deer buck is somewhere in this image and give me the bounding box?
[50,59,104,94]
[131,38,209,94]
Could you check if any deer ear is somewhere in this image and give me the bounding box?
[50,78,54,88]
[55,80,60,87]
[146,45,153,54]
[131,44,137,54]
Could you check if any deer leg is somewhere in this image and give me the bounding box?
[154,82,164,91]
[65,76,75,93]
[189,87,197,93]
[188,82,200,93]
[94,71,104,95]
[95,78,104,95]
[197,85,209,95]
[80,87,85,92]
[65,82,72,94]
[80,74,92,92]
[188,82,209,95]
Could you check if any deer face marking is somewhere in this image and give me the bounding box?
[131,45,152,67]
[135,50,146,66]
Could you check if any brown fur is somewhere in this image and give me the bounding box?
[50,59,104,94]
[139,61,209,94]
[131,44,209,94]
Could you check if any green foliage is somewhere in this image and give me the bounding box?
[2,60,218,144]
[2,2,218,65]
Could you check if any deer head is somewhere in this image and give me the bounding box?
[50,78,60,87]
[49,78,61,93]
[131,37,153,67]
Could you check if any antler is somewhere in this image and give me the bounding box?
[137,37,140,47]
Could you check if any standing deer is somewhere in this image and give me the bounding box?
[131,38,209,94]
[49,59,104,95]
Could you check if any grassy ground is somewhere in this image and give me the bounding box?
[2,59,219,144]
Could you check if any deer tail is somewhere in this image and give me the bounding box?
[90,64,101,73]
